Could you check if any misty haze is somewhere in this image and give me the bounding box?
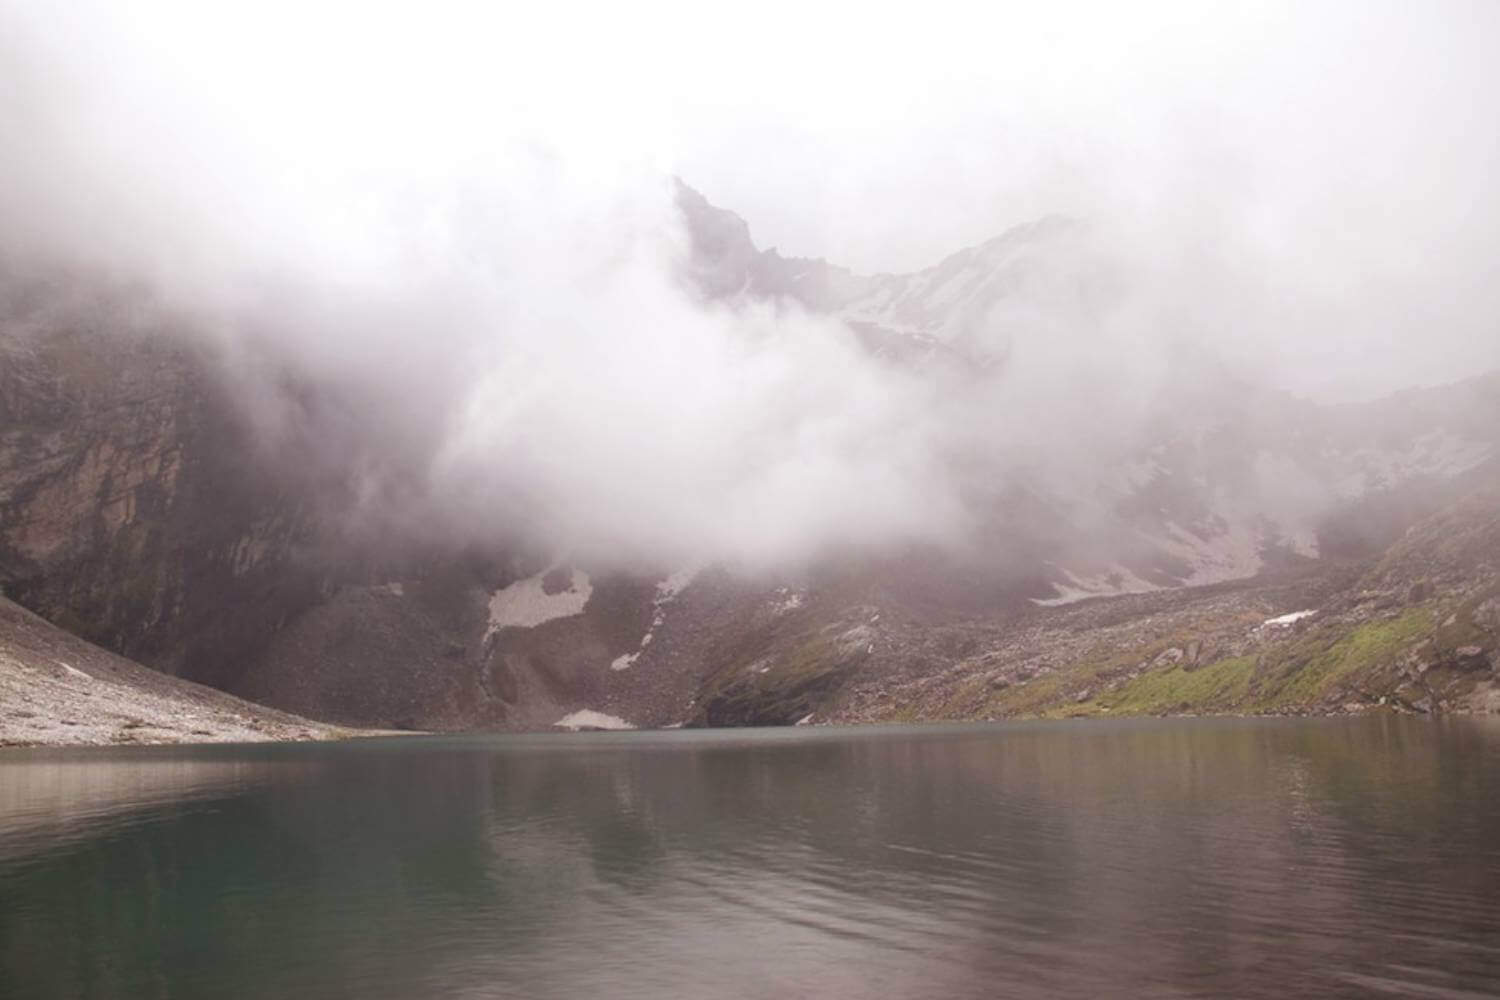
[2,2,1499,998]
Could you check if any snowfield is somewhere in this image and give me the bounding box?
[554,710,634,731]
[486,569,593,636]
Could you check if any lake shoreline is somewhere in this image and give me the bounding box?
[9,703,1490,752]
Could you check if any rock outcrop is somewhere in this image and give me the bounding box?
[0,281,327,692]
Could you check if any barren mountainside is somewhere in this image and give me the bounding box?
[0,593,349,746]
[1,188,1498,738]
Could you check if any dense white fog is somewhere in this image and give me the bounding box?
[1,0,1496,567]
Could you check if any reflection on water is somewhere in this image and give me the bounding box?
[2,718,1498,999]
[0,753,321,864]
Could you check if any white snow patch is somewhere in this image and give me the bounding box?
[383,582,404,597]
[486,569,592,636]
[554,710,634,731]
[1263,609,1317,628]
[610,652,639,672]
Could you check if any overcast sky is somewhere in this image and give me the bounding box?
[2,0,1498,564]
[5,0,1497,403]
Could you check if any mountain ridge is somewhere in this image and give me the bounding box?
[0,185,1496,735]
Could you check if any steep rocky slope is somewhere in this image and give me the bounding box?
[0,594,352,746]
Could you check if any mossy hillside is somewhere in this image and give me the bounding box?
[961,609,1262,720]
[1085,655,1258,716]
[973,606,1441,719]
[948,643,1198,721]
[954,668,1069,720]
[1253,607,1432,708]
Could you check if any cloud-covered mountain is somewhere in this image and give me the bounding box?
[2,183,1497,737]
[675,181,1500,604]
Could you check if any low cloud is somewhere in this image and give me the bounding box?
[2,1,1497,571]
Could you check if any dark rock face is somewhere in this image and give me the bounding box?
[235,573,496,730]
[688,612,873,727]
[1454,646,1490,670]
[0,291,324,692]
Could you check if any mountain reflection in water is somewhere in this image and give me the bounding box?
[2,717,1498,999]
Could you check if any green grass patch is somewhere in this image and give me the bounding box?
[1254,606,1431,708]
[938,604,1441,721]
[982,670,1070,717]
[1092,655,1257,715]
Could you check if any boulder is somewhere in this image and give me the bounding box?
[1455,645,1491,671]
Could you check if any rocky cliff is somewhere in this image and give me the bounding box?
[0,277,332,692]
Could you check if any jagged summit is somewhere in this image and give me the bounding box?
[673,179,1083,371]
[673,177,864,308]
[673,179,1080,339]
